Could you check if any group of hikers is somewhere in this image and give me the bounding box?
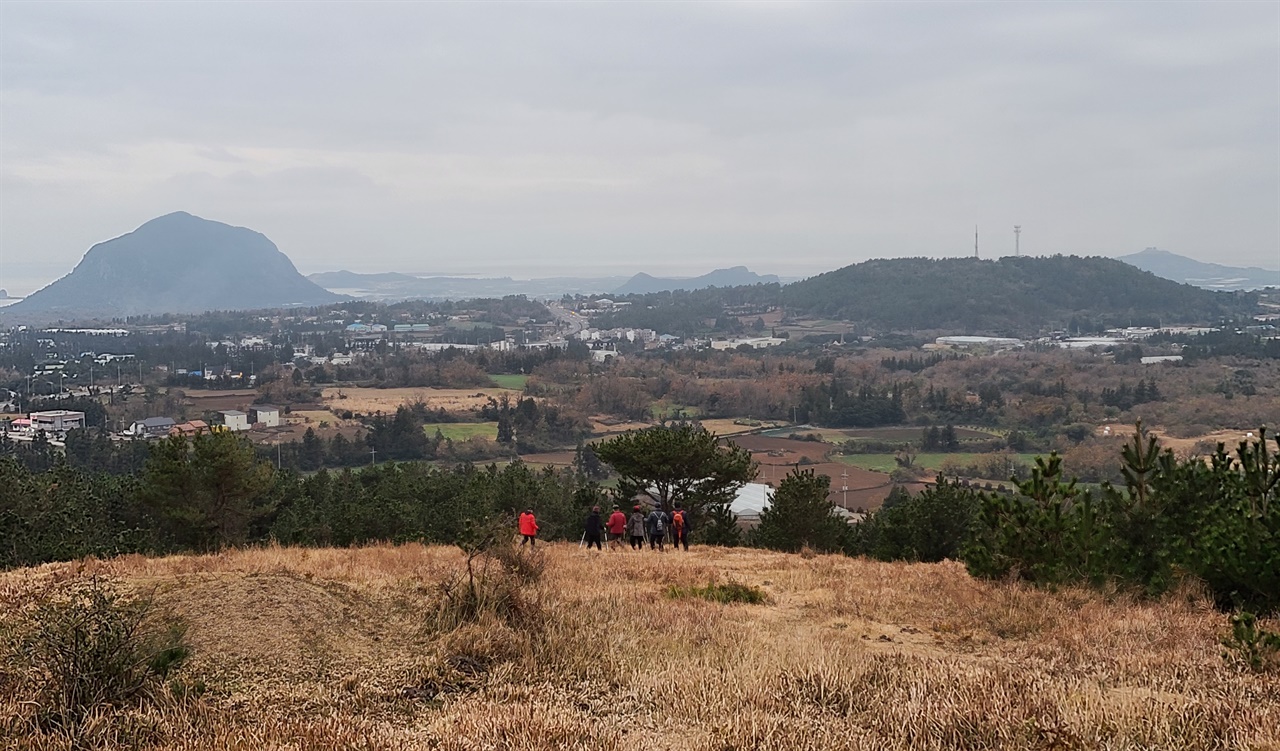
[517,502,693,552]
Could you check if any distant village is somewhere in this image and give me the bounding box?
[2,287,1275,450]
[2,404,283,446]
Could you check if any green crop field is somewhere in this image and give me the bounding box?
[840,426,999,441]
[423,422,499,441]
[763,425,1000,443]
[650,402,701,419]
[837,452,1040,473]
[489,374,528,391]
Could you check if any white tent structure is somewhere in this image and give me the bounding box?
[730,483,773,518]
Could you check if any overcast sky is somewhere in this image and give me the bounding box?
[2,1,1277,295]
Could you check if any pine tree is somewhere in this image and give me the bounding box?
[751,469,848,553]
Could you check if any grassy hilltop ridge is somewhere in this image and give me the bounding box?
[781,255,1254,332]
[3,544,1277,750]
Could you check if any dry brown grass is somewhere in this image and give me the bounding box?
[321,387,522,416]
[3,545,1278,750]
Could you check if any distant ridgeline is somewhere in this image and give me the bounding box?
[612,266,781,295]
[598,256,1255,335]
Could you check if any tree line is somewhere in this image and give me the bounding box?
[760,426,1279,614]
[2,422,1274,616]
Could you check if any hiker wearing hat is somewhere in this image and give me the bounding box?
[518,508,539,547]
[606,505,628,550]
[583,506,604,550]
[646,504,670,552]
[627,505,646,550]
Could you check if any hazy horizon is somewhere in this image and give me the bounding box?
[2,2,1277,297]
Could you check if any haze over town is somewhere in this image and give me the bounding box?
[2,1,1278,297]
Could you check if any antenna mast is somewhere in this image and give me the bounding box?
[1014,225,1021,256]
[974,225,979,258]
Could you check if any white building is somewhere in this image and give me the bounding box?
[126,417,176,439]
[249,406,281,428]
[220,410,250,432]
[710,337,787,351]
[934,336,1023,349]
[30,410,86,433]
[1059,337,1124,350]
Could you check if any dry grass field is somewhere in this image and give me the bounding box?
[1135,426,1262,455]
[698,418,775,436]
[321,387,521,415]
[181,389,258,413]
[4,544,1277,750]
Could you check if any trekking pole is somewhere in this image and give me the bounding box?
[578,531,586,549]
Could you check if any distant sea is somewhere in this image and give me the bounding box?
[0,277,48,305]
[0,273,54,299]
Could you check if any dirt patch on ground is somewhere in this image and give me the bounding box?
[1146,426,1262,454]
[731,434,832,462]
[589,417,652,436]
[322,386,520,415]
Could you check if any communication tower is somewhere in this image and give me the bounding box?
[1014,225,1022,256]
[974,225,979,258]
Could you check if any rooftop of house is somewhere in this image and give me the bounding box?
[136,416,176,427]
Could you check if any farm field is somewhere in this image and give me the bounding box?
[1135,426,1263,454]
[423,421,499,441]
[842,426,998,441]
[838,452,1041,473]
[765,425,1000,442]
[649,401,701,420]
[697,418,771,436]
[728,434,906,510]
[181,388,258,413]
[516,449,578,469]
[488,374,529,391]
[321,386,520,415]
[4,544,1274,750]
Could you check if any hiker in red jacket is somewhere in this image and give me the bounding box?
[518,508,539,547]
[606,505,628,550]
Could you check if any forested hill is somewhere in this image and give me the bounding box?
[781,255,1253,332]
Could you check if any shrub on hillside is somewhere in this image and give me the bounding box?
[965,426,1280,614]
[0,577,190,729]
[665,581,768,605]
[751,469,850,554]
[847,480,981,562]
[430,517,546,633]
[1222,612,1280,673]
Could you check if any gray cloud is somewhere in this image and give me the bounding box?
[2,1,1276,294]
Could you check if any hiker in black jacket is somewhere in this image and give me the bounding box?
[583,506,604,550]
[646,506,669,551]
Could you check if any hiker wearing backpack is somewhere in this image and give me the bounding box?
[671,503,691,551]
[518,508,539,547]
[606,505,628,550]
[646,505,669,551]
[628,505,646,550]
[583,506,604,551]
